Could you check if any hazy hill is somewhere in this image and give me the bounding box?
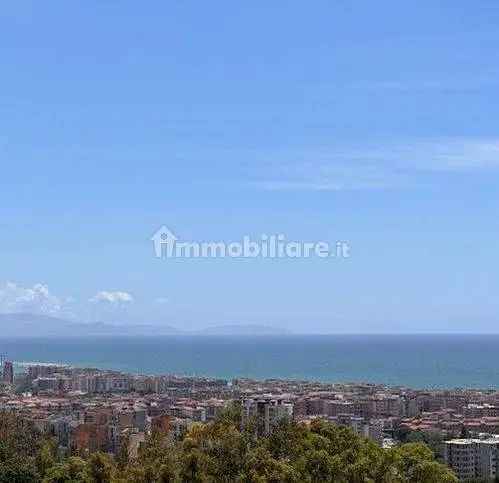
[0,314,290,337]
[197,324,291,336]
[0,313,182,337]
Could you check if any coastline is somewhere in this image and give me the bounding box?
[2,334,499,390]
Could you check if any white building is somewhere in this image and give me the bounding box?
[444,435,499,481]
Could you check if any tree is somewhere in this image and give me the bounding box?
[42,456,92,483]
[87,453,115,483]
[37,439,58,478]
[242,446,299,483]
[0,412,41,483]
[0,413,458,483]
[0,442,39,483]
[394,443,457,483]
[0,412,41,457]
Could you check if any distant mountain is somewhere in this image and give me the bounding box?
[197,324,292,336]
[0,313,182,337]
[0,314,291,337]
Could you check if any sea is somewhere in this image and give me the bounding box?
[1,334,499,389]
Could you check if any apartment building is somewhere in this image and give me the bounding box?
[329,414,384,446]
[241,396,293,436]
[2,361,14,384]
[444,436,499,481]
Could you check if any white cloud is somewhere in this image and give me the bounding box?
[256,138,499,191]
[349,76,499,92]
[0,281,64,315]
[419,139,499,171]
[0,283,135,321]
[155,297,170,305]
[89,291,134,304]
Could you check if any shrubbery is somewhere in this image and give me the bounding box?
[0,411,457,482]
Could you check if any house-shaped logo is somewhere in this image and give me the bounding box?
[151,226,177,258]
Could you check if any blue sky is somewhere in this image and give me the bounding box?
[1,1,499,333]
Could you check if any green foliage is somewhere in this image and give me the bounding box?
[42,456,92,483]
[0,442,39,483]
[0,411,42,457]
[397,429,446,460]
[87,453,115,483]
[0,412,41,482]
[37,439,58,477]
[213,401,243,427]
[1,414,458,483]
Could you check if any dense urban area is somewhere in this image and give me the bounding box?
[1,359,499,481]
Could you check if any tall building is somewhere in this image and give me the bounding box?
[444,439,478,480]
[444,436,499,481]
[2,361,14,384]
[241,397,293,436]
[329,414,384,446]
